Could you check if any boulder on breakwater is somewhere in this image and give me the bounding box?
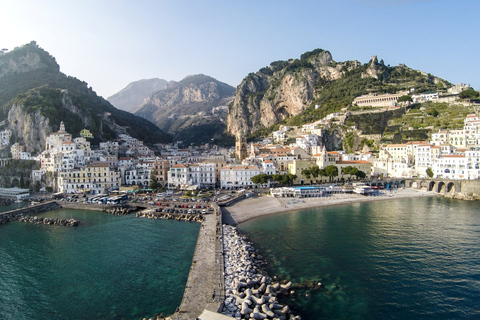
[136,209,204,223]
[17,215,79,226]
[222,224,301,320]
[105,206,134,215]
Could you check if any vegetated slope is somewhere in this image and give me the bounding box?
[107,78,168,113]
[227,49,451,138]
[134,74,235,145]
[0,41,171,152]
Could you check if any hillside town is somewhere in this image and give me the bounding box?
[1,109,479,196]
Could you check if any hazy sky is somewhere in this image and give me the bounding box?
[1,0,479,98]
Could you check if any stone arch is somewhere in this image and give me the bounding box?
[419,180,429,190]
[408,180,417,188]
[11,178,20,187]
[427,181,435,192]
[437,181,445,193]
[446,182,456,193]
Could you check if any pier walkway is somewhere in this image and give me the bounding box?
[175,205,226,320]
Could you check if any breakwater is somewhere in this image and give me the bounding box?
[168,204,226,320]
[0,201,61,225]
[16,215,79,226]
[136,209,205,223]
[221,225,300,320]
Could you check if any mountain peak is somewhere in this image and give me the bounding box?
[0,41,59,80]
[107,78,168,112]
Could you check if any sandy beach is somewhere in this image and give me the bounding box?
[221,188,439,225]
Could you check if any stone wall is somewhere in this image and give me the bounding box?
[460,180,480,196]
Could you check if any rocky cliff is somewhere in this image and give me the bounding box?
[0,42,171,149]
[6,104,51,154]
[227,49,448,138]
[134,74,235,144]
[227,49,344,136]
[107,78,168,113]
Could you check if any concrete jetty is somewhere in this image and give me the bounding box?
[174,204,226,320]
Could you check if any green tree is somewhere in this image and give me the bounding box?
[426,167,434,178]
[302,165,323,184]
[301,168,312,180]
[398,95,413,103]
[251,174,270,185]
[19,172,24,188]
[324,165,339,182]
[149,170,159,190]
[355,170,366,179]
[271,174,296,186]
[458,88,479,100]
[341,166,359,181]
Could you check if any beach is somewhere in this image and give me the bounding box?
[222,188,438,225]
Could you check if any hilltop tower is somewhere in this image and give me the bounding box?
[235,129,247,162]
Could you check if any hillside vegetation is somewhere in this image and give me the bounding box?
[226,48,478,148]
[0,42,171,147]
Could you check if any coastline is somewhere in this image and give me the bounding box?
[222,188,439,225]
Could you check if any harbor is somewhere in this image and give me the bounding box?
[0,188,470,320]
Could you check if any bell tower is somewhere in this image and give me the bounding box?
[235,129,247,162]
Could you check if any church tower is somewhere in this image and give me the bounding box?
[235,129,247,162]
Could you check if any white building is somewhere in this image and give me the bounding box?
[261,160,276,175]
[57,162,121,194]
[272,131,286,143]
[187,163,216,189]
[124,166,151,187]
[415,144,433,177]
[220,165,260,189]
[372,157,412,178]
[39,122,92,173]
[412,92,439,103]
[432,150,480,180]
[168,163,189,189]
[0,129,12,146]
[295,134,320,154]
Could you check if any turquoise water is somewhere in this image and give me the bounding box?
[0,208,200,320]
[0,202,28,212]
[240,196,480,320]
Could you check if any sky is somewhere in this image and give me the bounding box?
[1,0,479,98]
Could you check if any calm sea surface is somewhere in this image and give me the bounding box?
[0,208,199,320]
[239,196,480,320]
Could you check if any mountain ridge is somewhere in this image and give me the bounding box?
[133,74,235,145]
[107,78,168,113]
[0,42,171,152]
[227,49,451,138]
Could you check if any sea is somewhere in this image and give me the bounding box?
[1,197,479,320]
[239,196,480,320]
[0,206,199,320]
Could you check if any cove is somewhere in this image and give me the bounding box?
[239,196,480,320]
[0,208,200,320]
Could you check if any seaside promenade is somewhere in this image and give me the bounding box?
[222,188,438,225]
